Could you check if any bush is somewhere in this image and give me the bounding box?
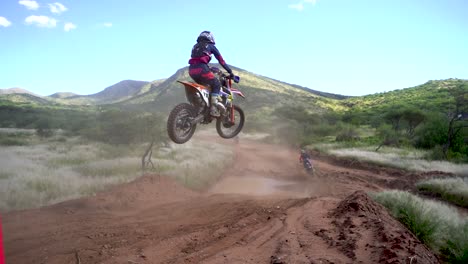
[376,124,401,147]
[414,114,448,149]
[0,137,28,146]
[440,224,468,263]
[428,145,446,160]
[35,119,54,138]
[0,132,29,146]
[335,127,360,142]
[308,122,337,137]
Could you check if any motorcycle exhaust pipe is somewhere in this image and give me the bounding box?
[190,114,205,125]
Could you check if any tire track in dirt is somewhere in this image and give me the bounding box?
[3,137,442,263]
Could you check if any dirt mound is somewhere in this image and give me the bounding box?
[324,191,439,263]
[48,175,198,214]
[332,190,387,218]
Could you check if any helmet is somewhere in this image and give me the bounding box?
[301,149,306,154]
[197,31,215,44]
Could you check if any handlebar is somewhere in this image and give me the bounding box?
[220,72,240,84]
[229,74,241,84]
[210,67,240,83]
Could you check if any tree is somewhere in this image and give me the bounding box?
[402,108,426,137]
[443,83,468,158]
[141,113,167,172]
[384,108,405,131]
[35,118,54,138]
[375,124,401,151]
[413,113,447,149]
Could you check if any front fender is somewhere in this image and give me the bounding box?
[231,88,245,98]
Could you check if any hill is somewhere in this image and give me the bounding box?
[341,78,468,115]
[2,66,465,120]
[49,92,79,99]
[0,93,53,106]
[4,66,347,133]
[0,87,36,95]
[51,80,150,105]
[84,80,150,104]
[1,81,151,106]
[119,66,347,113]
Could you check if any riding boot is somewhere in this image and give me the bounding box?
[210,96,220,117]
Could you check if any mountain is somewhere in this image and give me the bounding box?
[2,66,465,119]
[49,92,79,99]
[0,93,53,105]
[84,80,149,104]
[0,87,38,96]
[0,88,54,106]
[119,66,347,113]
[0,67,351,110]
[49,80,151,105]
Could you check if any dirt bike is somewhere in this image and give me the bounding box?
[302,158,315,175]
[167,68,245,144]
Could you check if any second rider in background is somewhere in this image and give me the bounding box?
[188,31,235,117]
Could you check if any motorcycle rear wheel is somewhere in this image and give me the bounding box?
[167,103,197,144]
[216,104,244,139]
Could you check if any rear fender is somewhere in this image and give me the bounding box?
[177,81,210,106]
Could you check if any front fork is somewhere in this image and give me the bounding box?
[230,105,235,124]
[227,78,235,123]
[224,95,235,124]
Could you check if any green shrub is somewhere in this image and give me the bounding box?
[447,148,468,163]
[376,124,401,147]
[0,172,13,179]
[440,222,468,263]
[0,132,29,146]
[335,127,360,142]
[428,145,446,160]
[414,114,448,149]
[47,157,88,168]
[0,137,28,146]
[35,119,55,138]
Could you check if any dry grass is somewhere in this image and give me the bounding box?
[316,144,468,176]
[416,177,468,207]
[150,139,234,189]
[0,141,140,211]
[372,190,468,262]
[0,134,233,212]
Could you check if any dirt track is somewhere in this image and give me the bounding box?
[3,138,444,264]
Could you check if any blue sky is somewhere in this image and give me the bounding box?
[1,0,467,96]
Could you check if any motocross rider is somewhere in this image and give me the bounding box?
[299,149,312,165]
[188,31,235,117]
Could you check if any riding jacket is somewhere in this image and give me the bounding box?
[189,41,233,74]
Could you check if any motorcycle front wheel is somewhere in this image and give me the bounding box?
[167,103,197,144]
[216,104,245,139]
